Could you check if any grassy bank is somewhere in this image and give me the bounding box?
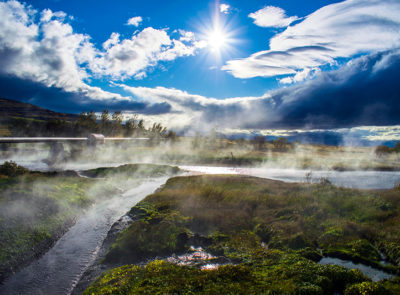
[0,162,181,283]
[0,169,94,282]
[81,163,181,179]
[87,175,400,294]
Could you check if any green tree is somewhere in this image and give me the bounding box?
[165,130,177,142]
[111,111,123,136]
[273,137,289,152]
[124,115,138,136]
[75,111,98,135]
[394,142,400,153]
[374,145,393,157]
[138,119,145,135]
[100,110,111,135]
[251,135,266,151]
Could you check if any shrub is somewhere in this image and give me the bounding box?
[0,161,29,177]
[374,145,393,157]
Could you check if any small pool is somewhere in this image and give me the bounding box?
[319,257,395,282]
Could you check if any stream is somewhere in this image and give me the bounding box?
[0,177,169,295]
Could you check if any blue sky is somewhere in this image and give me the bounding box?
[1,0,400,144]
[26,0,338,98]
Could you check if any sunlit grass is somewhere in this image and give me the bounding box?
[94,174,400,294]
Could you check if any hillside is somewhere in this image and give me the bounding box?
[0,97,78,122]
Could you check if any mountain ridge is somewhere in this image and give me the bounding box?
[0,97,79,122]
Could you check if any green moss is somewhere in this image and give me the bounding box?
[89,252,370,294]
[345,281,393,295]
[105,202,191,264]
[91,174,400,294]
[324,239,380,263]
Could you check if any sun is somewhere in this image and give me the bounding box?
[196,6,240,61]
[207,26,228,52]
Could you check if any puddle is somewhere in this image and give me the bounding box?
[319,257,395,282]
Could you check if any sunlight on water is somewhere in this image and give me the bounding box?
[180,166,400,189]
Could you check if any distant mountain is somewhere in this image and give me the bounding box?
[0,98,78,122]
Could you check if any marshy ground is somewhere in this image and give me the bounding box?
[85,174,400,295]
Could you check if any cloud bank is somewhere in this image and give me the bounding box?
[225,0,400,81]
[0,0,202,105]
[118,49,400,134]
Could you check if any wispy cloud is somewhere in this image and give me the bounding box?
[126,16,142,27]
[248,6,298,28]
[226,0,400,82]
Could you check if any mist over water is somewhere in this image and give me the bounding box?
[0,177,169,295]
[179,166,400,190]
[2,142,399,189]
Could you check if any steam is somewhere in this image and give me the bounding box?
[0,134,398,173]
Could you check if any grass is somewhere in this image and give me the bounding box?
[86,174,400,294]
[0,173,95,279]
[81,163,181,178]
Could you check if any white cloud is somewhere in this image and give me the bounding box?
[225,0,400,81]
[248,6,298,28]
[0,1,131,101]
[360,126,400,141]
[126,16,142,27]
[223,47,332,79]
[90,27,202,80]
[220,4,230,14]
[279,67,321,84]
[117,84,276,133]
[0,1,204,102]
[117,50,400,133]
[178,30,194,42]
[40,8,66,23]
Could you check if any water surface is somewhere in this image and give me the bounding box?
[0,177,169,295]
[180,165,400,189]
[319,257,394,282]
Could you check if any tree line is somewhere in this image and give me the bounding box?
[7,110,177,140]
[374,142,400,157]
